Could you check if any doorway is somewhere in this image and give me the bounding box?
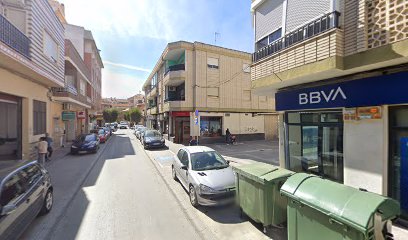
[0,93,22,160]
[286,111,344,182]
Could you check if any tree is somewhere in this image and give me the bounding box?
[102,108,119,123]
[130,108,142,124]
[124,111,130,121]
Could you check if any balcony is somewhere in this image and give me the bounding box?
[251,12,344,93]
[252,11,340,63]
[0,14,30,59]
[146,86,157,99]
[52,86,91,109]
[163,65,186,87]
[65,39,91,83]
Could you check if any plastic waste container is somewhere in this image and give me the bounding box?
[280,173,400,240]
[233,162,294,232]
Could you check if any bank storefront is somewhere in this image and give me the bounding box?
[276,71,408,221]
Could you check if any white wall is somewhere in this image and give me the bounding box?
[343,108,387,194]
[64,24,85,59]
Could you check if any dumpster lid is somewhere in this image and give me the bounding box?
[233,163,293,184]
[280,173,400,232]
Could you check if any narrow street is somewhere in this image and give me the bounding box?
[22,130,203,240]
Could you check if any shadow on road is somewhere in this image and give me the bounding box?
[48,132,136,239]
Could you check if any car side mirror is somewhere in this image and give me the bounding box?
[1,204,17,216]
[181,165,188,170]
[226,160,230,165]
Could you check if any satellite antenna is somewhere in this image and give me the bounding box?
[214,32,220,45]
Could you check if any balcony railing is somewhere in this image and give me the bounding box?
[252,11,340,63]
[0,14,30,59]
[52,85,78,95]
[164,64,185,76]
[65,39,91,81]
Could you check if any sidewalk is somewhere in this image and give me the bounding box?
[21,139,111,240]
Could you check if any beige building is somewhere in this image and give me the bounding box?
[143,41,276,144]
[0,0,65,160]
[250,0,408,222]
[49,1,103,141]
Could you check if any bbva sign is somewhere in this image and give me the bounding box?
[299,87,347,105]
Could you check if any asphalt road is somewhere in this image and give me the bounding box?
[46,130,202,240]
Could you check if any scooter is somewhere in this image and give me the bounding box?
[228,135,237,145]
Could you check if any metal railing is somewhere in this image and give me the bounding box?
[52,85,78,95]
[252,11,340,63]
[164,64,185,76]
[0,14,30,59]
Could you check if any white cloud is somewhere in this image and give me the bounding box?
[59,0,187,41]
[103,61,150,72]
[102,68,145,98]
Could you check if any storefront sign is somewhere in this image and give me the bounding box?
[171,111,190,117]
[357,106,382,120]
[147,115,155,120]
[62,111,76,121]
[343,108,357,121]
[77,111,86,119]
[276,71,408,111]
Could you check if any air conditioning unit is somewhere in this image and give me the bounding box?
[168,86,177,91]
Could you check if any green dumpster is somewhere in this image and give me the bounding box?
[233,162,294,231]
[280,173,401,240]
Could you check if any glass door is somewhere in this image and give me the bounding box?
[286,111,344,183]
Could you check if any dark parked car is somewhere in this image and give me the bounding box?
[71,134,100,154]
[142,130,165,149]
[0,161,53,240]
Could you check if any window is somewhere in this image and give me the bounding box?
[200,117,222,137]
[181,152,189,167]
[0,173,26,206]
[191,151,228,171]
[33,100,46,135]
[256,28,282,51]
[80,79,86,95]
[20,165,42,190]
[207,87,219,97]
[243,63,250,73]
[43,31,58,63]
[207,57,219,69]
[4,8,26,34]
[177,149,185,160]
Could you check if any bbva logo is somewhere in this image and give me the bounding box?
[299,87,347,105]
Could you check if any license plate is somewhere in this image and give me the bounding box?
[153,143,161,146]
[79,151,87,154]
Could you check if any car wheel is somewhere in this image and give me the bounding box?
[172,166,178,181]
[40,189,53,215]
[189,185,199,207]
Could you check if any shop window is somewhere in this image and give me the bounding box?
[200,117,222,137]
[33,100,46,135]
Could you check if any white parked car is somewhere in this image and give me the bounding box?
[118,121,129,129]
[172,146,236,207]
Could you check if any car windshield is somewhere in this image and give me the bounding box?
[98,130,105,134]
[145,131,161,137]
[191,151,228,171]
[77,134,96,142]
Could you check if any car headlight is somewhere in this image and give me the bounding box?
[71,146,78,149]
[199,184,218,194]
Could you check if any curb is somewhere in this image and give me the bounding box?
[131,137,219,240]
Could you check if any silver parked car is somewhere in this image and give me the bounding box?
[172,146,235,207]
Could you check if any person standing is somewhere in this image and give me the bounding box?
[45,133,53,161]
[37,137,48,166]
[226,128,231,143]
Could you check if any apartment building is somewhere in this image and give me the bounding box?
[0,0,64,160]
[250,0,408,222]
[143,41,276,145]
[49,0,104,141]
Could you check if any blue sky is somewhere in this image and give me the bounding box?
[59,0,254,98]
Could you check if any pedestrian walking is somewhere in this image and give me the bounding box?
[37,137,48,166]
[45,133,53,161]
[226,128,231,143]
